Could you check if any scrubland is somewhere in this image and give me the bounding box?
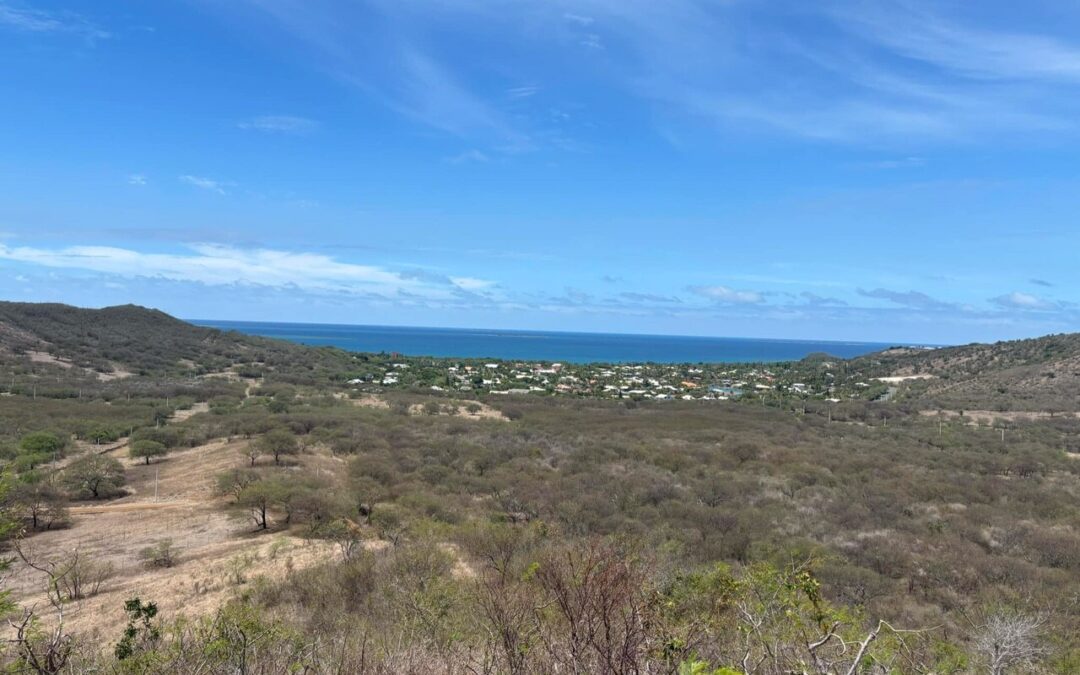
[1,303,1079,673]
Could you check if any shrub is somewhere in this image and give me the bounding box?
[19,431,66,455]
[139,540,180,569]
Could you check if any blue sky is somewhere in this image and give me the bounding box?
[2,0,1080,344]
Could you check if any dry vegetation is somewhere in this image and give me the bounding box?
[0,303,1078,673]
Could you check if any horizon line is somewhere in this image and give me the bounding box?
[187,317,944,349]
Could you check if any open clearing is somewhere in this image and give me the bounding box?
[919,409,1080,424]
[7,436,340,642]
[339,393,508,421]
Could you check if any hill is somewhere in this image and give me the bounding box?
[845,333,1080,411]
[0,301,359,381]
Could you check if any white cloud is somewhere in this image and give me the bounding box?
[563,13,594,26]
[238,115,319,134]
[0,242,471,300]
[450,276,495,291]
[127,174,147,186]
[179,175,230,195]
[690,285,764,304]
[990,291,1057,311]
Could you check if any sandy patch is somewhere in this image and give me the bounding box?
[408,401,507,421]
[171,401,210,422]
[26,350,74,368]
[340,394,507,421]
[96,364,134,381]
[919,409,1080,424]
[876,374,935,384]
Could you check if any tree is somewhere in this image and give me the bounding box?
[85,425,120,445]
[973,612,1046,675]
[8,480,68,530]
[19,431,65,456]
[258,429,299,466]
[130,440,168,465]
[239,442,263,467]
[131,426,182,448]
[62,454,125,500]
[216,468,259,503]
[237,478,289,530]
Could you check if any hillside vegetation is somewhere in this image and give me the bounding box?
[0,303,1078,673]
[849,335,1080,412]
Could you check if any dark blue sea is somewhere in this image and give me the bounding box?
[190,320,895,364]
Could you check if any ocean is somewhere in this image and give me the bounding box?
[190,320,896,364]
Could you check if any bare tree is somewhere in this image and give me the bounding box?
[7,540,80,674]
[973,612,1046,675]
[15,540,112,603]
[7,605,73,675]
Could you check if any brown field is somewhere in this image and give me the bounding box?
[7,436,341,645]
[919,408,1080,424]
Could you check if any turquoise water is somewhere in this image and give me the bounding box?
[191,320,896,364]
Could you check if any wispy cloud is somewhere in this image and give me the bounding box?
[179,175,230,195]
[834,4,1080,84]
[238,115,319,134]
[580,33,603,50]
[563,13,594,27]
[210,0,1080,146]
[990,291,1058,311]
[445,149,489,164]
[0,242,493,300]
[1030,278,1053,287]
[450,276,496,292]
[857,287,955,310]
[619,292,681,304]
[506,86,539,99]
[127,174,147,186]
[558,0,1080,142]
[230,1,530,147]
[689,285,764,304]
[800,291,847,307]
[854,157,925,170]
[0,1,110,40]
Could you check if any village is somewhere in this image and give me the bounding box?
[343,354,891,402]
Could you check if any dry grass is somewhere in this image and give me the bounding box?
[919,409,1080,424]
[341,393,508,421]
[7,437,340,643]
[26,351,74,369]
